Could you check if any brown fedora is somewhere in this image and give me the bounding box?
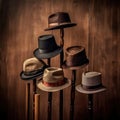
[37,67,71,92]
[62,46,89,70]
[45,12,77,31]
[76,71,106,94]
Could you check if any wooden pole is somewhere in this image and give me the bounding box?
[33,79,37,120]
[25,82,30,120]
[35,94,40,120]
[47,58,52,120]
[70,70,76,120]
[88,94,93,120]
[59,28,64,120]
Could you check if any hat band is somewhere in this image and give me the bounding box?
[39,48,55,53]
[82,84,102,90]
[42,79,65,87]
[49,22,71,27]
[24,65,48,76]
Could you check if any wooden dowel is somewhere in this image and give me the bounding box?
[59,90,63,120]
[33,79,37,120]
[47,92,52,120]
[88,94,93,120]
[25,82,30,120]
[59,28,64,120]
[47,58,52,120]
[70,70,76,120]
[35,94,40,120]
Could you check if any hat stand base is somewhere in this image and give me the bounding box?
[70,70,76,120]
[88,94,93,120]
[47,58,52,120]
[59,28,64,120]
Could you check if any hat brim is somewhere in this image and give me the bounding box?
[62,59,89,70]
[37,78,71,92]
[45,23,77,31]
[33,47,63,59]
[20,71,43,80]
[76,84,106,94]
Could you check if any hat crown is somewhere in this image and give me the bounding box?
[82,71,102,88]
[66,46,84,55]
[48,12,71,24]
[43,67,64,83]
[38,34,58,53]
[65,46,88,67]
[23,57,45,72]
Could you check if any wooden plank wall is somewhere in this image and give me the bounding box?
[0,0,119,120]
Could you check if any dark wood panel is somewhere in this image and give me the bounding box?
[0,0,120,120]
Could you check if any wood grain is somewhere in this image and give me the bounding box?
[0,0,120,120]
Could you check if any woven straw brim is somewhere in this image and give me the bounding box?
[20,71,43,80]
[37,78,71,92]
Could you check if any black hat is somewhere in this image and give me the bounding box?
[45,12,76,31]
[33,34,63,59]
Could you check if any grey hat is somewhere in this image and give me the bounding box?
[76,71,106,94]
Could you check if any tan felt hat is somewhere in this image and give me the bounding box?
[37,67,71,92]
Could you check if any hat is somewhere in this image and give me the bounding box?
[76,71,106,94]
[33,34,63,59]
[20,57,48,80]
[62,46,89,70]
[45,12,77,31]
[37,67,71,92]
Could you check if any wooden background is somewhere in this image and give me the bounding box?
[0,0,119,120]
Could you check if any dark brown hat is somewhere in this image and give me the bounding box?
[33,34,63,59]
[45,12,77,31]
[62,46,89,70]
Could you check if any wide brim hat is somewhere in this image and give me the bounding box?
[20,64,48,80]
[37,78,71,92]
[76,84,106,94]
[20,57,48,80]
[45,23,77,31]
[20,70,44,80]
[33,46,63,59]
[62,59,89,70]
[45,12,76,31]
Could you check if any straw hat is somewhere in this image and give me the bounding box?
[45,12,76,31]
[34,34,62,59]
[37,67,71,92]
[62,46,89,70]
[76,71,106,94]
[20,57,48,80]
